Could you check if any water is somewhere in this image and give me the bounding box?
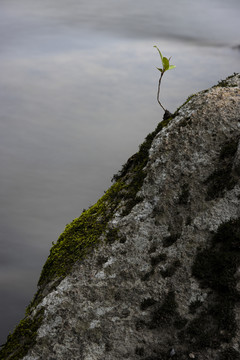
[0,0,239,344]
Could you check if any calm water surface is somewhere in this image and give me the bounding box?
[0,0,240,343]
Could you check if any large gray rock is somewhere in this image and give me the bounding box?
[1,74,240,360]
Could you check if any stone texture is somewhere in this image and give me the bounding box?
[1,74,240,360]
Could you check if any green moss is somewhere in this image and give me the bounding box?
[1,182,130,358]
[112,138,150,183]
[112,115,174,216]
[217,80,234,88]
[175,94,196,114]
[37,181,125,289]
[29,115,178,302]
[0,309,44,360]
[215,73,239,88]
[4,79,240,358]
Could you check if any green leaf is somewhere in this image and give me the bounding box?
[162,57,169,70]
[154,45,176,73]
[153,45,163,62]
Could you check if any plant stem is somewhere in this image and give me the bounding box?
[157,71,166,111]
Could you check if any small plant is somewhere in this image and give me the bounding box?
[154,45,176,116]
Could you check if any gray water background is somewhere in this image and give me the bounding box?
[0,0,240,344]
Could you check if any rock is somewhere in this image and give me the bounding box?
[163,109,173,121]
[1,73,240,360]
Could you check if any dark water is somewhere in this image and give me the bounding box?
[0,0,240,343]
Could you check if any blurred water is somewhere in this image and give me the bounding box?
[0,0,240,344]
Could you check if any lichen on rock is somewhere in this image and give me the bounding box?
[1,73,240,360]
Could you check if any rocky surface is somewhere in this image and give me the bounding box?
[1,74,240,360]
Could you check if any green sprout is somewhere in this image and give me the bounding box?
[154,45,176,114]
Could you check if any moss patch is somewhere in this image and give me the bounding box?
[112,115,174,216]
[39,116,175,288]
[0,309,44,360]
[26,115,176,313]
[214,73,239,88]
[37,181,125,289]
[36,110,176,294]
[175,94,196,114]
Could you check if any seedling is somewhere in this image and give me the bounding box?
[154,45,176,116]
